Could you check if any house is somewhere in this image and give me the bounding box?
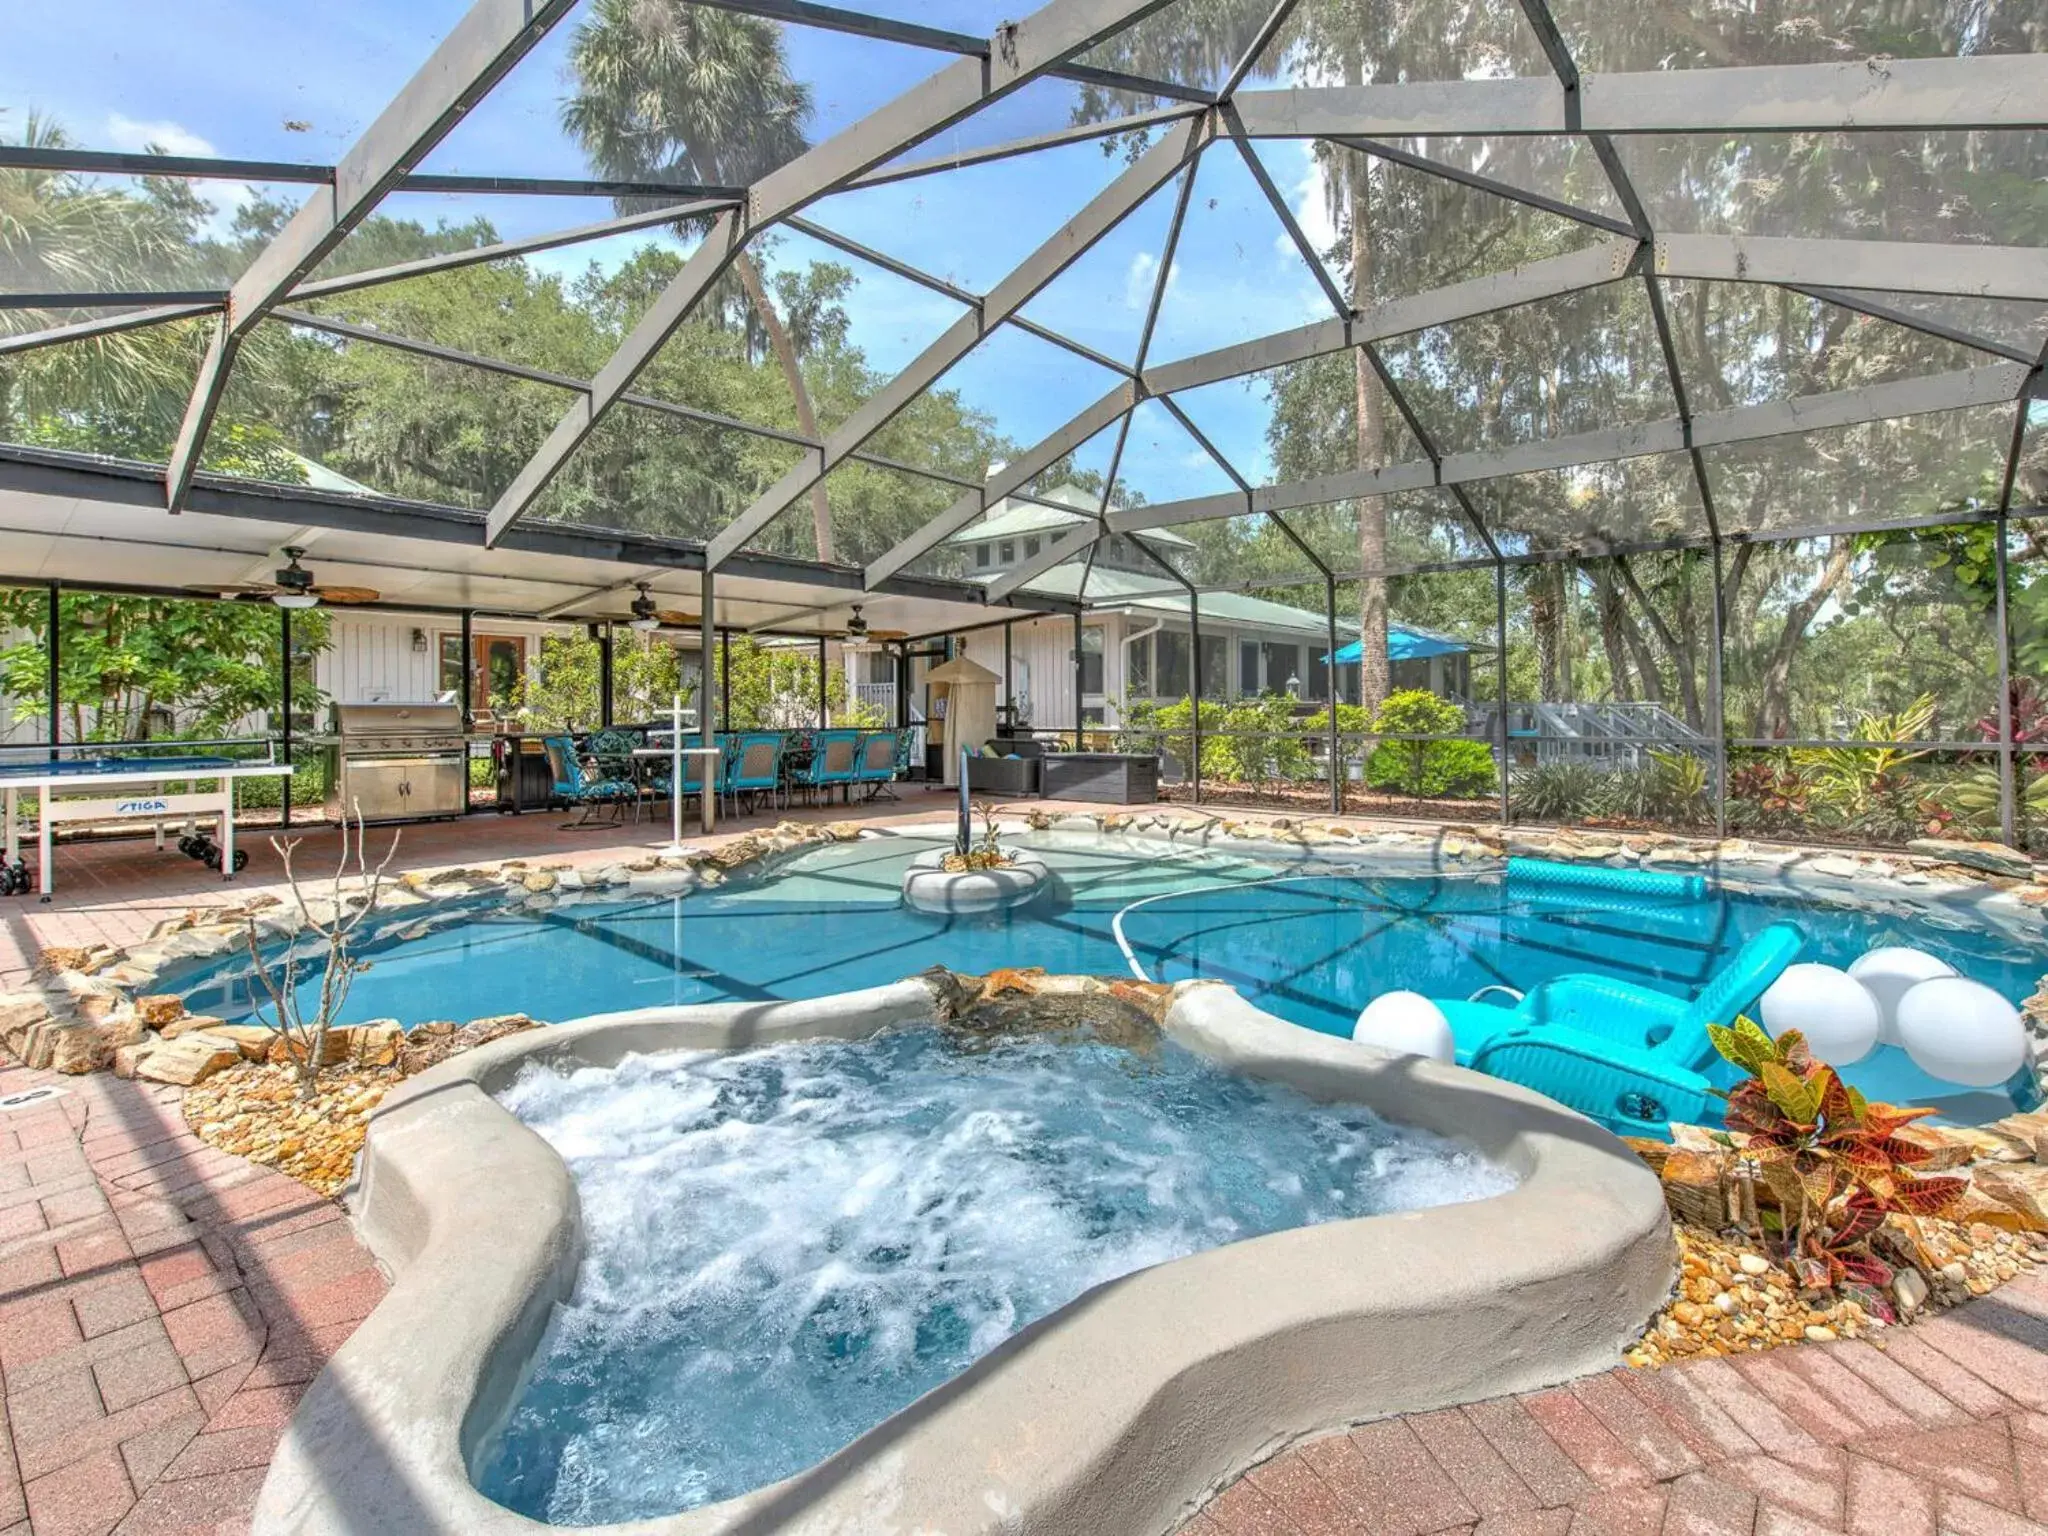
[939,485,1476,732]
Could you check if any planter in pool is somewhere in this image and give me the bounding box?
[253,979,1672,1536]
[901,847,1050,914]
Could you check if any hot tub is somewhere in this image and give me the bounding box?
[252,978,1673,1536]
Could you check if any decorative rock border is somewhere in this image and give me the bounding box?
[253,975,1674,1536]
[902,846,1051,913]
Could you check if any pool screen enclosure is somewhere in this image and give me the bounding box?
[1,0,2045,845]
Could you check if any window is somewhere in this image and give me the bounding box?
[1078,625,1105,695]
[1304,650,1330,702]
[1023,536,1040,558]
[1127,632,1152,696]
[1239,640,1260,695]
[1157,630,1190,697]
[1262,642,1300,696]
[975,543,990,568]
[1200,634,1228,700]
[441,632,527,717]
[1000,540,1015,563]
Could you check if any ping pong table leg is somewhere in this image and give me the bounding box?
[4,788,16,865]
[38,799,52,897]
[220,791,235,882]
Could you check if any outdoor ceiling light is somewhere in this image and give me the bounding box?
[629,583,661,631]
[271,550,319,609]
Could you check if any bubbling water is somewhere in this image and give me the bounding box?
[475,1026,1515,1524]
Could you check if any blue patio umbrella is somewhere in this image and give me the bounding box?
[1324,626,1467,665]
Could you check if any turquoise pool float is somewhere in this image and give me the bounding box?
[1433,922,1805,1139]
[1505,855,1710,903]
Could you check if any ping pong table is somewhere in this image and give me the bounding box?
[0,752,294,897]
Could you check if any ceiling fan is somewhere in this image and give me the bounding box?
[625,582,699,632]
[189,547,380,608]
[841,605,906,645]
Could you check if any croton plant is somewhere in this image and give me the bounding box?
[1706,1016,1969,1301]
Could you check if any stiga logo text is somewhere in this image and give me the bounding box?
[115,799,170,814]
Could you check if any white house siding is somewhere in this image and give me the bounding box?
[991,613,1130,736]
[314,613,616,716]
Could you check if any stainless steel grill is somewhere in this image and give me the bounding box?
[332,703,467,823]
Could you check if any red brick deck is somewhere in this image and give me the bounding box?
[1177,1275,2048,1536]
[0,1063,386,1536]
[6,803,2048,1534]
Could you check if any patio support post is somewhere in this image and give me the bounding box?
[597,622,614,726]
[1709,543,1729,842]
[721,628,731,730]
[45,582,57,760]
[699,569,716,752]
[1073,610,1085,751]
[1189,591,1203,806]
[1994,505,2017,849]
[817,635,828,728]
[1325,570,1341,815]
[1004,621,1014,727]
[1494,560,1510,826]
[279,604,293,829]
[458,609,473,727]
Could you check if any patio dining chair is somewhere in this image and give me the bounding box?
[791,729,860,806]
[851,730,900,801]
[724,732,785,815]
[586,727,646,819]
[540,735,637,829]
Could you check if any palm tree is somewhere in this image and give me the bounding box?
[0,111,213,447]
[562,0,839,560]
[1060,0,1513,714]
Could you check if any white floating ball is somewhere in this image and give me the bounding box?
[1352,991,1454,1063]
[1847,947,1958,1045]
[1895,976,2028,1088]
[1757,962,1882,1066]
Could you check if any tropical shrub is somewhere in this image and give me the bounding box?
[1117,695,1314,787]
[1367,738,1496,798]
[1605,749,1713,825]
[1794,695,1936,823]
[1708,1016,1968,1298]
[1363,689,1494,798]
[1727,753,1811,834]
[1509,761,1605,822]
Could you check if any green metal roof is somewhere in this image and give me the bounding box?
[997,563,1481,656]
[944,484,1195,550]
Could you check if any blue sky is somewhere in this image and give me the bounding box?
[4,0,1351,502]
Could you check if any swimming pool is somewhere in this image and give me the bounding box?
[170,830,2048,1121]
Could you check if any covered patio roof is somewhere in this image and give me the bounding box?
[0,446,1072,637]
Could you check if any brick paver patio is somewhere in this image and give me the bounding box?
[4,804,2047,1534]
[0,1062,386,1536]
[1177,1270,2048,1536]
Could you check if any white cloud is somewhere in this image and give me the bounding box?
[102,113,263,240]
[1123,250,1179,311]
[1278,147,1338,265]
[104,113,218,159]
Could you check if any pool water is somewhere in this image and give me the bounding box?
[171,831,2048,1122]
[473,1025,1514,1523]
